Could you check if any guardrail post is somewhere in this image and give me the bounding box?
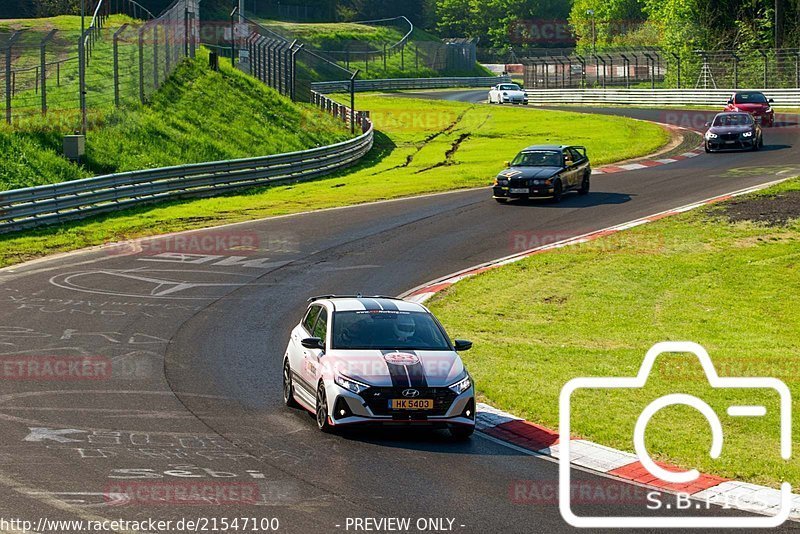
[759,50,768,88]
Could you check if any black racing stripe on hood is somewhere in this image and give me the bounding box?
[381,350,427,388]
[405,359,428,388]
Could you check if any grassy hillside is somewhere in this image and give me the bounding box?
[0,48,352,190]
[261,19,491,79]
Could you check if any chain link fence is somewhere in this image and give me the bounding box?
[0,0,199,130]
[521,47,800,90]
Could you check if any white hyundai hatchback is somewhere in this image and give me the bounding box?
[282,295,476,439]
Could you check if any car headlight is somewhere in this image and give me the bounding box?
[449,375,472,395]
[498,179,508,186]
[335,374,370,395]
[742,131,753,137]
[706,132,718,139]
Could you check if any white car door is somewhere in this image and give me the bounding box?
[303,307,328,389]
[288,305,321,391]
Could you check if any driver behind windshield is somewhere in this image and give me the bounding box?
[714,114,753,127]
[512,151,562,167]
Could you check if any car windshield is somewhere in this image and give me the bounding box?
[735,93,768,104]
[499,84,521,91]
[332,310,451,350]
[511,150,562,167]
[713,114,753,126]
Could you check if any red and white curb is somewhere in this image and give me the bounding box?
[476,404,800,520]
[400,177,799,521]
[593,124,704,175]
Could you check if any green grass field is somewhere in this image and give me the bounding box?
[0,94,668,267]
[427,178,800,488]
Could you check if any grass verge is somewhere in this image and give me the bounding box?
[427,178,800,488]
[0,95,668,267]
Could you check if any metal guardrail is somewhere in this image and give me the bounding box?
[0,93,373,234]
[523,88,800,106]
[312,75,511,94]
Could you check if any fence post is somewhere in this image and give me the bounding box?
[164,15,171,75]
[290,42,303,101]
[760,50,768,88]
[5,34,22,124]
[349,69,359,135]
[401,44,405,71]
[79,29,87,132]
[40,30,57,114]
[113,24,128,107]
[138,25,145,103]
[153,22,159,89]
[383,43,387,71]
[732,53,739,88]
[230,7,238,68]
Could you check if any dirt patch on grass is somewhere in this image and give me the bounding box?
[723,191,800,226]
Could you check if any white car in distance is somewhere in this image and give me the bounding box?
[488,83,528,105]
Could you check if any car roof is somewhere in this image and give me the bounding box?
[521,144,568,151]
[715,111,751,117]
[734,91,765,95]
[308,295,428,313]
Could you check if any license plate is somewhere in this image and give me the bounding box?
[389,399,434,410]
[725,140,736,144]
[510,188,529,194]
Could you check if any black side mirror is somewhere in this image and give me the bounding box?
[301,337,325,350]
[454,339,473,351]
[704,122,711,128]
[769,98,774,103]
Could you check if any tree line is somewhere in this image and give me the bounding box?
[4,0,800,52]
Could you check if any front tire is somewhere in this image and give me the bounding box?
[704,142,711,153]
[450,425,474,441]
[283,359,299,408]
[316,382,334,433]
[551,180,563,203]
[494,198,509,204]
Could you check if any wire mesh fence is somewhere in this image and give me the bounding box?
[521,47,800,90]
[0,0,199,131]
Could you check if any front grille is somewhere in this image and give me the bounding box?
[720,133,739,141]
[509,179,529,187]
[361,387,457,416]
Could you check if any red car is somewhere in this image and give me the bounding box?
[724,91,774,127]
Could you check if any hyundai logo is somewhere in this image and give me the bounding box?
[402,389,420,398]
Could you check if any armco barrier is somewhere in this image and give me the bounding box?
[312,76,511,94]
[0,93,372,234]
[523,88,800,106]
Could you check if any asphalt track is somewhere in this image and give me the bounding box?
[0,91,799,533]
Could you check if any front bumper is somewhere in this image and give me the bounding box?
[324,381,476,428]
[706,136,757,150]
[502,95,528,104]
[493,185,555,198]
